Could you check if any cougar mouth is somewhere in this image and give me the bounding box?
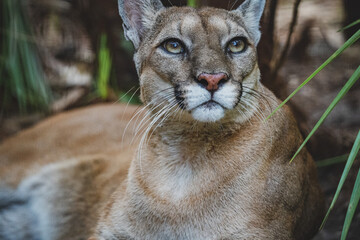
[173,82,242,122]
[196,100,226,110]
[201,100,218,107]
[190,100,225,122]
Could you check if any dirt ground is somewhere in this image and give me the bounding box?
[0,0,359,239]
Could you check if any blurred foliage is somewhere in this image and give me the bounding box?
[0,0,52,114]
[319,130,360,239]
[96,33,140,104]
[96,34,112,100]
[119,31,135,56]
[317,154,350,167]
[268,22,360,239]
[187,0,198,8]
[337,131,360,240]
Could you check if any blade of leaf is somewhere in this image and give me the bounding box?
[290,65,360,163]
[317,154,350,168]
[1,0,51,113]
[96,34,112,99]
[266,29,360,121]
[341,161,360,240]
[187,0,197,7]
[320,130,360,230]
[338,18,360,32]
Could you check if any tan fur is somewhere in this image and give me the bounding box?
[0,2,324,240]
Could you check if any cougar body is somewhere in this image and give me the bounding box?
[0,0,324,239]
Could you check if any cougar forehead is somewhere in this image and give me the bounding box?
[137,7,256,69]
[136,7,259,123]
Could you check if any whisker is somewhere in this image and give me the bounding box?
[240,96,270,134]
[135,104,169,142]
[119,87,141,127]
[113,86,137,104]
[121,87,175,147]
[133,93,176,135]
[146,99,178,144]
[121,106,148,147]
[136,102,176,173]
[242,86,274,111]
[167,0,174,7]
[230,0,240,11]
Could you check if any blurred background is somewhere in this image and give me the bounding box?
[0,0,359,239]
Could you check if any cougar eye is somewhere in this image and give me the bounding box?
[162,39,185,54]
[227,38,247,54]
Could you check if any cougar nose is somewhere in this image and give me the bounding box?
[197,73,229,92]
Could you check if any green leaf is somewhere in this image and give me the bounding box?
[266,29,360,121]
[118,90,141,104]
[341,160,360,240]
[321,130,360,230]
[187,0,198,7]
[96,34,112,99]
[290,65,360,163]
[338,19,360,32]
[1,0,51,113]
[317,154,350,168]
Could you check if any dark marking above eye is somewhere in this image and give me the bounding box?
[177,22,183,36]
[225,21,232,35]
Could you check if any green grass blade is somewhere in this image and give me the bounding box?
[317,154,350,168]
[1,0,51,113]
[341,162,360,240]
[187,0,198,7]
[320,130,360,230]
[338,19,360,32]
[290,65,360,163]
[266,29,360,121]
[96,34,112,99]
[317,151,360,168]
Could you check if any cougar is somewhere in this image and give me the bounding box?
[0,0,324,239]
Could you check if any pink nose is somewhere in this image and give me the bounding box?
[197,73,228,91]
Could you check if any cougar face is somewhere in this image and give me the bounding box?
[120,1,264,122]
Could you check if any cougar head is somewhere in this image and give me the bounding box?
[118,0,266,123]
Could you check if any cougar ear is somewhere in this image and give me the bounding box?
[233,0,266,46]
[118,0,164,49]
